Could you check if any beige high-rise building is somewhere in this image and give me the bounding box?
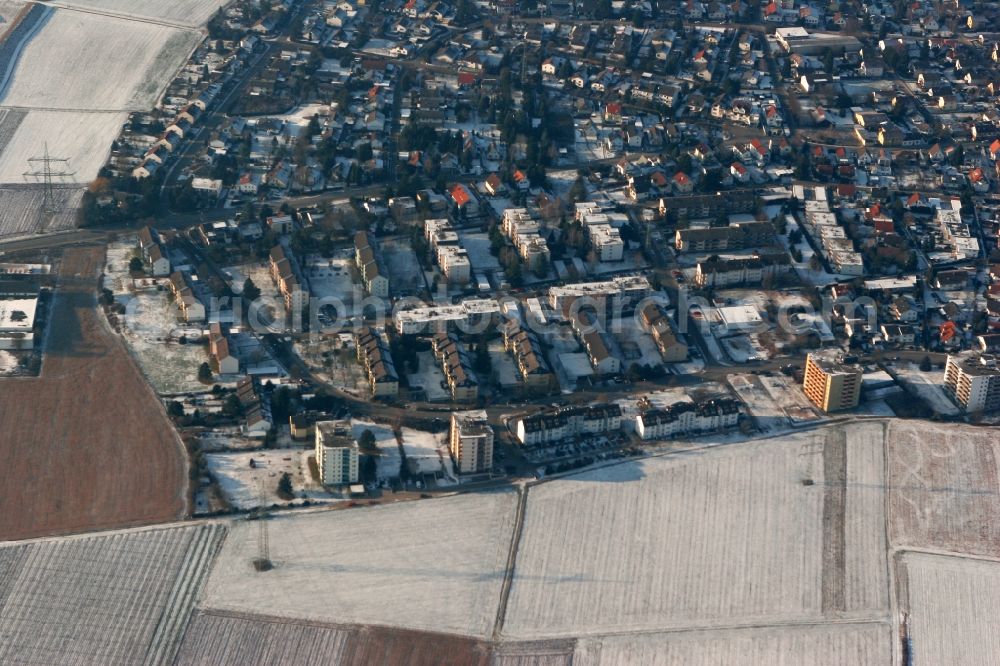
[449,410,494,474]
[944,353,1000,413]
[802,353,862,412]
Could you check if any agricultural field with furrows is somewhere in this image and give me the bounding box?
[201,491,518,637]
[0,523,225,666]
[888,421,1000,554]
[0,186,80,237]
[0,247,187,540]
[0,10,200,111]
[503,425,892,639]
[40,0,229,27]
[0,108,26,155]
[0,109,127,183]
[571,624,892,665]
[176,611,497,666]
[175,611,352,666]
[842,422,890,613]
[902,552,1000,666]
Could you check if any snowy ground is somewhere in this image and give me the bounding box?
[406,351,450,401]
[611,317,662,368]
[206,449,340,510]
[504,422,889,639]
[304,251,359,317]
[903,552,1000,666]
[400,426,455,479]
[459,230,502,273]
[0,187,81,238]
[572,624,891,665]
[105,241,209,394]
[758,373,822,425]
[0,10,201,111]
[351,419,401,482]
[201,490,518,637]
[0,110,127,183]
[890,362,959,416]
[380,239,425,295]
[42,0,228,27]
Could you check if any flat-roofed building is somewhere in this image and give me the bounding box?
[315,421,359,485]
[803,352,862,412]
[944,353,1000,413]
[449,410,494,474]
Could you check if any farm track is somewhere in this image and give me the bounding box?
[0,245,187,541]
[38,0,199,30]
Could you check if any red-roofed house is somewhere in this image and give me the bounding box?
[990,139,1000,160]
[672,171,694,193]
[730,162,749,183]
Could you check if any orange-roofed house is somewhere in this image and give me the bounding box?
[672,171,694,194]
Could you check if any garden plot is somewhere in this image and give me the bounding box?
[401,426,455,479]
[0,109,126,183]
[572,623,891,665]
[206,448,339,510]
[201,490,518,637]
[888,421,1000,555]
[504,424,891,639]
[902,552,1000,666]
[44,0,229,28]
[0,523,225,666]
[0,10,201,111]
[891,362,959,416]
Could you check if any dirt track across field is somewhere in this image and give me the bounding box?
[0,246,187,541]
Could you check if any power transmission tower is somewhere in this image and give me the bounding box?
[25,143,74,224]
[251,480,273,571]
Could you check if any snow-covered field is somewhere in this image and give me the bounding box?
[0,10,200,111]
[201,491,518,637]
[0,186,81,237]
[0,109,126,183]
[903,552,1000,666]
[43,0,228,28]
[888,420,1000,554]
[572,623,891,665]
[0,523,225,666]
[504,423,889,639]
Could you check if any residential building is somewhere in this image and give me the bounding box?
[502,323,556,392]
[639,303,688,362]
[944,353,1000,413]
[802,353,862,412]
[548,275,651,321]
[209,323,239,374]
[354,232,390,297]
[167,271,206,322]
[635,398,741,439]
[315,420,360,485]
[515,404,622,446]
[675,221,775,253]
[355,327,399,397]
[449,410,494,474]
[694,253,791,288]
